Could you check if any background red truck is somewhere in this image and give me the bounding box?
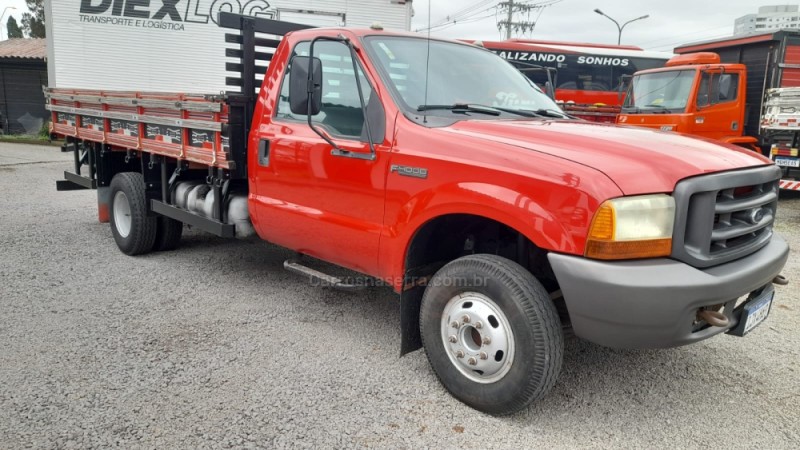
[47,14,789,415]
[477,39,671,122]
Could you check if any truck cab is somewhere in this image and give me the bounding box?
[617,53,757,149]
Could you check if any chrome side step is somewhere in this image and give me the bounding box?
[283,260,364,292]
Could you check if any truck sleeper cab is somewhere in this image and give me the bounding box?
[47,14,790,416]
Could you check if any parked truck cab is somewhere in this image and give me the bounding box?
[47,15,790,416]
[618,31,800,189]
[617,53,757,148]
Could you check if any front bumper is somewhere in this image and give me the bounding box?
[548,234,789,349]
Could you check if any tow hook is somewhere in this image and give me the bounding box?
[697,309,730,328]
[772,274,789,286]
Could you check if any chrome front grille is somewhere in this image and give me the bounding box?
[672,165,782,268]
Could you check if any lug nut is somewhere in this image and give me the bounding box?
[455,350,465,358]
[482,337,491,345]
[461,315,471,324]
[448,335,457,343]
[467,357,477,366]
[451,321,459,329]
[479,352,488,360]
[475,321,483,329]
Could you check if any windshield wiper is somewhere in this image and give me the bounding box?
[491,106,540,117]
[494,107,573,119]
[417,104,501,116]
[417,104,572,120]
[642,104,672,114]
[482,106,570,119]
[532,108,574,119]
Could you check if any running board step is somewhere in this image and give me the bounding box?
[283,260,364,292]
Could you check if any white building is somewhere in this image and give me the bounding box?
[735,5,800,36]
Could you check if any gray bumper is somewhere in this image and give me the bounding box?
[548,234,789,349]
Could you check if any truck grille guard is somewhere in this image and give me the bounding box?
[671,165,782,269]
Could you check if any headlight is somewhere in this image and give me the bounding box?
[585,194,675,260]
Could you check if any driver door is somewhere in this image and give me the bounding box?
[250,40,391,275]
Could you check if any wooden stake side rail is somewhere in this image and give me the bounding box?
[45,88,235,170]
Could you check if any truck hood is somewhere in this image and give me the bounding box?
[441,119,772,195]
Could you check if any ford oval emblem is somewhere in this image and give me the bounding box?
[749,208,766,224]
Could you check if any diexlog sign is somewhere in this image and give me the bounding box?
[44,0,409,92]
[78,0,274,30]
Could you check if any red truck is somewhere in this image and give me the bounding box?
[474,39,671,123]
[47,14,790,415]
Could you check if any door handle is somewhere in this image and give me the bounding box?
[258,139,270,167]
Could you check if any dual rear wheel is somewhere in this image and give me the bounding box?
[109,172,182,255]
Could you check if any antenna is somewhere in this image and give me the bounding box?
[423,0,432,124]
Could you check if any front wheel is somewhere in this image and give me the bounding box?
[420,254,563,415]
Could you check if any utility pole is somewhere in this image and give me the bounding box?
[497,1,537,40]
[505,0,514,40]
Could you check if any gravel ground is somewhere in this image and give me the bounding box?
[1,142,798,449]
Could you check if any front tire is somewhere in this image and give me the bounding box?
[109,172,157,256]
[420,254,563,415]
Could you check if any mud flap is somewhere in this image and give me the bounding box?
[97,186,111,223]
[400,285,424,356]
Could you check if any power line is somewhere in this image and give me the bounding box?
[416,0,498,32]
[427,12,499,32]
[647,31,734,52]
[497,0,561,39]
[415,0,560,36]
[638,24,733,49]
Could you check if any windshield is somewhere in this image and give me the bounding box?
[364,36,562,117]
[623,70,697,113]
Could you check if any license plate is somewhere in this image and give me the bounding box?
[729,288,774,336]
[775,156,800,167]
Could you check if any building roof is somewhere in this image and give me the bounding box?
[0,38,46,60]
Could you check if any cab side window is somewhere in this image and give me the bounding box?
[697,72,739,107]
[276,41,374,140]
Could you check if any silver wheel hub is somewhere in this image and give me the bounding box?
[441,292,515,384]
[113,191,132,238]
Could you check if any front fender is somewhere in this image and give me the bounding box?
[381,180,602,291]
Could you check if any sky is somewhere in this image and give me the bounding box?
[411,0,765,51]
[0,0,772,51]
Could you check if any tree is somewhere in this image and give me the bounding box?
[7,16,24,39]
[21,0,45,38]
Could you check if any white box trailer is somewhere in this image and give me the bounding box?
[44,0,413,93]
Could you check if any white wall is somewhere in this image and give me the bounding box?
[46,0,413,93]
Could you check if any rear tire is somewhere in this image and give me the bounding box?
[109,172,157,256]
[420,254,563,416]
[152,217,183,252]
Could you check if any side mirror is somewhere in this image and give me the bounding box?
[289,56,323,116]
